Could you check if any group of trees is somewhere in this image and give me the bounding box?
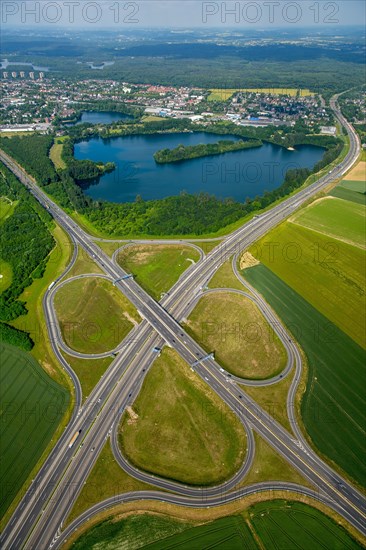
[0,162,54,349]
[61,139,115,182]
[154,139,262,163]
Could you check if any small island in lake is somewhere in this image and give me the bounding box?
[153,139,262,164]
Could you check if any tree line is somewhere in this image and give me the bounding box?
[153,139,262,163]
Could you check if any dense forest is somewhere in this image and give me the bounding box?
[0,162,54,349]
[0,128,342,237]
[154,139,262,163]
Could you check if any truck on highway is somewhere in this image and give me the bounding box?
[68,430,81,448]
[48,281,55,290]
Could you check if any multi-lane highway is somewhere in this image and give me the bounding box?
[0,94,365,549]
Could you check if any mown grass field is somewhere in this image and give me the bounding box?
[117,244,200,300]
[208,259,245,291]
[344,161,365,181]
[65,248,103,279]
[330,180,366,205]
[250,220,365,348]
[49,137,67,170]
[0,342,69,518]
[290,197,365,248]
[119,348,247,485]
[244,264,366,486]
[184,292,287,379]
[54,277,140,354]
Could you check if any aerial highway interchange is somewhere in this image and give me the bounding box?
[0,94,365,549]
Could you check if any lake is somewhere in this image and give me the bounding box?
[69,111,133,125]
[74,132,325,203]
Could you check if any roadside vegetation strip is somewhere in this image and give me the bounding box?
[53,276,140,355]
[183,292,287,380]
[116,244,201,301]
[119,348,247,486]
[243,264,366,487]
[63,247,103,279]
[290,197,366,249]
[66,441,159,527]
[249,221,366,348]
[60,352,113,401]
[0,342,69,520]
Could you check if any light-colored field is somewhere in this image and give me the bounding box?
[117,244,200,300]
[49,138,67,170]
[250,221,366,348]
[184,292,287,379]
[290,197,366,248]
[208,88,312,101]
[119,348,247,485]
[54,277,140,354]
[344,161,366,181]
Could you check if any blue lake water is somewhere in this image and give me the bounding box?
[74,132,325,203]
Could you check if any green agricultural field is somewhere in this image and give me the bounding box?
[244,264,366,486]
[119,348,247,485]
[0,197,17,224]
[249,500,362,550]
[330,181,366,205]
[250,221,365,348]
[117,244,200,300]
[146,515,257,550]
[54,277,140,354]
[70,513,195,550]
[184,292,287,379]
[0,342,69,518]
[291,198,365,248]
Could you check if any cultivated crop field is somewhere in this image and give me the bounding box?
[244,264,366,486]
[54,277,140,354]
[330,180,366,205]
[290,197,365,248]
[119,348,247,485]
[49,137,67,170]
[117,244,200,301]
[208,88,312,101]
[248,500,361,550]
[250,220,365,347]
[184,291,287,379]
[0,343,69,518]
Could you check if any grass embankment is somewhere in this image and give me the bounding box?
[66,441,155,526]
[184,292,287,379]
[116,244,200,300]
[69,500,361,550]
[49,137,67,170]
[119,348,247,486]
[250,218,365,347]
[60,353,113,400]
[54,277,140,354]
[63,247,103,279]
[243,264,366,487]
[208,259,246,291]
[0,343,69,520]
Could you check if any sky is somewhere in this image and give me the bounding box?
[1,0,365,30]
